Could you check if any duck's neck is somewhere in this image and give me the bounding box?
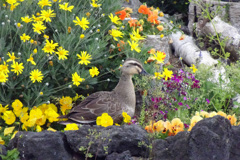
[114,74,133,92]
[113,74,136,105]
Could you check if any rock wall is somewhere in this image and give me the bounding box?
[1,116,240,160]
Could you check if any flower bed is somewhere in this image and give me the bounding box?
[1,0,240,159]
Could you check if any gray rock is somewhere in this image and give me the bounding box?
[8,131,73,160]
[0,144,7,159]
[122,0,142,17]
[143,35,171,64]
[65,124,150,159]
[189,115,232,160]
[230,126,240,160]
[105,150,133,160]
[152,131,190,160]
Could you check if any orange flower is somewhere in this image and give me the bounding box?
[148,48,156,54]
[156,25,164,31]
[115,10,127,20]
[117,40,125,51]
[138,5,150,15]
[138,25,143,32]
[227,114,237,125]
[171,118,184,135]
[148,11,159,24]
[145,121,154,133]
[153,120,164,132]
[179,34,185,40]
[49,61,53,66]
[147,56,155,63]
[124,7,132,18]
[128,18,138,28]
[68,27,71,33]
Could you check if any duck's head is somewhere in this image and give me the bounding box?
[121,58,148,75]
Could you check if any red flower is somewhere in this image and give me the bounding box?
[138,5,150,15]
[148,11,159,24]
[115,10,127,20]
[128,18,138,28]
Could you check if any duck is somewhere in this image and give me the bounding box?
[58,58,148,124]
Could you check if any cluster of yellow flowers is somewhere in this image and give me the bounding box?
[0,99,60,131]
[145,118,184,136]
[1,0,100,86]
[0,95,133,145]
[108,7,145,54]
[145,110,239,137]
[96,111,132,127]
[189,110,238,130]
[0,95,79,144]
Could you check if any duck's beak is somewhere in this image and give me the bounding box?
[139,69,149,75]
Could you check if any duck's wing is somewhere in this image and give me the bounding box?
[66,91,123,123]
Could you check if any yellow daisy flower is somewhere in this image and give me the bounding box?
[109,29,124,41]
[40,9,56,22]
[6,52,19,63]
[38,0,52,9]
[30,69,44,83]
[32,21,46,34]
[127,40,141,53]
[89,67,100,77]
[56,47,69,60]
[76,51,92,65]
[59,3,74,12]
[108,13,121,25]
[42,39,58,54]
[20,33,30,42]
[190,64,198,73]
[73,16,89,30]
[11,61,24,75]
[0,72,8,83]
[72,72,85,86]
[21,16,32,23]
[27,54,36,65]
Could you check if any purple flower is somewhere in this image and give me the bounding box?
[183,97,187,101]
[179,69,185,73]
[163,113,167,120]
[160,111,164,115]
[206,99,210,104]
[178,102,183,106]
[151,97,155,102]
[186,104,190,109]
[175,108,178,111]
[184,124,189,128]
